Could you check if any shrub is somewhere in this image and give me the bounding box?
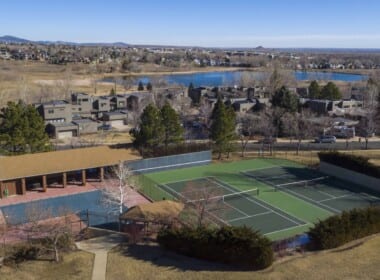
[309,207,380,250]
[5,244,41,264]
[157,226,273,270]
[318,151,380,178]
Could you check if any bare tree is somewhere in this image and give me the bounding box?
[256,109,276,155]
[237,113,260,157]
[179,181,226,228]
[361,77,379,148]
[101,162,138,215]
[199,98,213,127]
[22,204,74,262]
[282,109,316,154]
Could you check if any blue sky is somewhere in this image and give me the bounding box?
[1,0,380,48]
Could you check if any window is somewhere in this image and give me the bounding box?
[48,109,54,114]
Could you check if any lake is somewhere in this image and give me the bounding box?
[107,70,368,87]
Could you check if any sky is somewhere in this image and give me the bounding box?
[1,0,380,48]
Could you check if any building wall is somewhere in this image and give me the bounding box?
[0,180,20,196]
[41,104,72,123]
[127,150,212,174]
[319,161,380,193]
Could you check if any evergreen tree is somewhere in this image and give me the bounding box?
[160,102,184,154]
[137,81,144,91]
[0,101,51,154]
[110,87,116,96]
[271,86,298,113]
[210,98,236,159]
[188,82,194,94]
[308,80,321,99]
[320,82,342,100]
[146,82,153,91]
[130,104,164,155]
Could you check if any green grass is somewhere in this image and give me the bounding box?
[142,158,333,240]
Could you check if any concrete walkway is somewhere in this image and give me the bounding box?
[76,233,125,280]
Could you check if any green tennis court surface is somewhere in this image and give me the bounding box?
[142,158,380,240]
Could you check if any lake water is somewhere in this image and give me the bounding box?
[108,70,367,87]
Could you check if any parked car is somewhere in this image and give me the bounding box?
[314,135,336,143]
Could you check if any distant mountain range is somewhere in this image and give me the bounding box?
[1,35,380,53]
[0,35,130,47]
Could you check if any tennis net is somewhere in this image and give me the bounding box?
[186,188,259,205]
[274,176,330,191]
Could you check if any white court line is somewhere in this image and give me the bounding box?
[313,188,337,199]
[277,185,341,214]
[241,166,283,174]
[241,171,334,216]
[222,201,250,217]
[228,211,272,223]
[159,182,229,226]
[162,176,212,186]
[132,159,211,173]
[158,183,184,198]
[276,176,329,187]
[264,223,311,236]
[318,194,355,203]
[360,192,380,201]
[210,178,304,226]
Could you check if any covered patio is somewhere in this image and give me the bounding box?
[0,146,141,199]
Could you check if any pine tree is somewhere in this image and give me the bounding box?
[138,81,144,91]
[210,98,236,159]
[308,80,321,99]
[0,101,51,154]
[130,104,164,155]
[146,82,153,91]
[160,102,184,154]
[271,86,298,113]
[320,82,342,100]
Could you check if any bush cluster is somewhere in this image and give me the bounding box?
[5,244,41,264]
[309,207,380,250]
[157,226,273,270]
[318,151,380,178]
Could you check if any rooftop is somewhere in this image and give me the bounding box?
[42,100,69,106]
[0,146,141,181]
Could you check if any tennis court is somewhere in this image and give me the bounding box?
[241,166,380,214]
[158,176,306,236]
[141,158,380,240]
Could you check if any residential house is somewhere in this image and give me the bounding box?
[36,100,72,124]
[92,96,112,118]
[72,118,99,135]
[71,93,93,118]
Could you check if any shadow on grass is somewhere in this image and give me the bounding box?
[115,242,252,272]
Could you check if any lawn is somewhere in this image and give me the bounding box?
[106,234,380,280]
[0,250,94,280]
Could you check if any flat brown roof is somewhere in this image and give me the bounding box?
[0,146,141,181]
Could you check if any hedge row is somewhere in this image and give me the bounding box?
[318,151,380,179]
[309,207,380,250]
[157,226,273,270]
